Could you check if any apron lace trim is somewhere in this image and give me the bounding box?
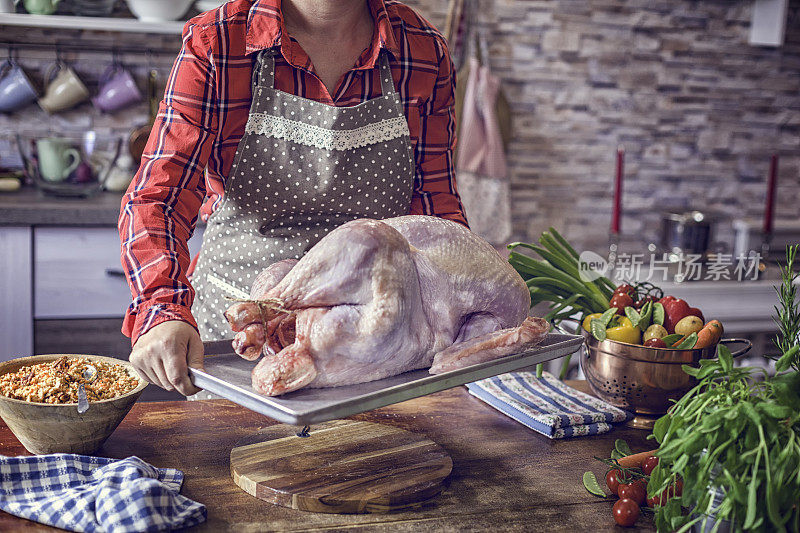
[244,114,410,151]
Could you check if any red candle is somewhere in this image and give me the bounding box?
[764,153,779,235]
[612,145,624,234]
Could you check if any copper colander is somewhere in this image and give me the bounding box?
[579,330,751,429]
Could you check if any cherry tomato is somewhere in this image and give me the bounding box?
[613,498,641,527]
[618,480,647,506]
[614,284,634,296]
[642,455,659,475]
[609,293,634,314]
[606,469,623,495]
[641,455,659,475]
[644,338,667,348]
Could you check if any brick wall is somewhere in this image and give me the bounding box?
[2,0,799,253]
[405,0,800,253]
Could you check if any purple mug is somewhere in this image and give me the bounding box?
[92,65,143,113]
[0,59,39,114]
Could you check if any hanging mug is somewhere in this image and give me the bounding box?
[0,59,39,113]
[0,0,20,13]
[92,63,143,113]
[38,61,90,114]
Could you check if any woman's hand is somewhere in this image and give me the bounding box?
[130,321,204,396]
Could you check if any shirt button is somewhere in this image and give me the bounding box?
[259,223,269,235]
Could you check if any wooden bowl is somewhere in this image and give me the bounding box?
[0,354,147,455]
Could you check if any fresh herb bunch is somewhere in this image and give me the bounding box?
[772,244,800,372]
[508,228,614,322]
[508,228,615,378]
[648,344,800,532]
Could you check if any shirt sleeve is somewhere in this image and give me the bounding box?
[119,21,218,346]
[409,36,468,227]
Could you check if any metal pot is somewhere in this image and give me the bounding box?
[579,330,751,429]
[660,210,725,257]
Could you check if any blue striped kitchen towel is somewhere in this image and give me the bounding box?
[466,371,633,439]
[0,454,206,532]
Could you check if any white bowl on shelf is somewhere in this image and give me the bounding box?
[195,0,226,12]
[125,0,193,21]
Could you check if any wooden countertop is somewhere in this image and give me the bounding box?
[0,385,656,532]
[0,186,124,226]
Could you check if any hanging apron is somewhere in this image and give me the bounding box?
[191,48,414,342]
[456,56,511,246]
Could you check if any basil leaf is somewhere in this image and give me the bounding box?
[685,358,722,380]
[681,364,702,377]
[743,449,762,529]
[772,372,800,409]
[615,439,633,457]
[673,453,689,472]
[662,334,683,346]
[766,482,782,529]
[741,402,761,425]
[718,342,733,373]
[653,302,665,326]
[611,449,624,460]
[684,433,706,455]
[582,471,606,498]
[756,402,792,419]
[653,415,670,443]
[647,463,664,496]
[624,306,641,328]
[675,332,698,349]
[591,319,607,341]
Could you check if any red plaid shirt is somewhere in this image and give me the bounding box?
[119,0,466,344]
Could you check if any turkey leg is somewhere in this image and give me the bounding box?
[429,316,549,374]
[225,259,298,359]
[251,342,317,396]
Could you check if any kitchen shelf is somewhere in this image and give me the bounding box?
[0,12,185,34]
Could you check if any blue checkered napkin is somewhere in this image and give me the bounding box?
[466,371,632,439]
[0,454,206,532]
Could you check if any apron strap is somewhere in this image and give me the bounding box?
[253,48,277,90]
[378,51,396,96]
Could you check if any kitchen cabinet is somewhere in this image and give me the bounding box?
[0,227,33,361]
[0,225,204,362]
[33,227,205,319]
[35,227,139,319]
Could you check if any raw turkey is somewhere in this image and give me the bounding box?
[224,215,548,396]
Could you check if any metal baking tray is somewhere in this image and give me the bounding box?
[188,333,583,426]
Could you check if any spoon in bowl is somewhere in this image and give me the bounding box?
[77,365,97,414]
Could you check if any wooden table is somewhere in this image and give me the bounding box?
[0,384,657,532]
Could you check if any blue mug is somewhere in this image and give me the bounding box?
[0,60,39,114]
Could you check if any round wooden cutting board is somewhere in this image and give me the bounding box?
[230,419,453,513]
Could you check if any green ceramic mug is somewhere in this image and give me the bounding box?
[22,0,61,15]
[37,138,80,182]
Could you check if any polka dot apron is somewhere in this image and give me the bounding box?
[191,48,414,341]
